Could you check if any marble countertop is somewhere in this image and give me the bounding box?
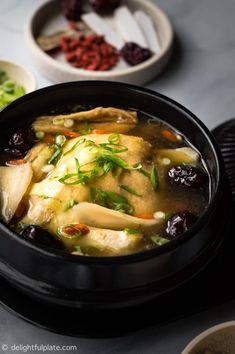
[1,0,235,353]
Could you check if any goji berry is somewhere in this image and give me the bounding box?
[60,34,119,71]
[65,51,77,62]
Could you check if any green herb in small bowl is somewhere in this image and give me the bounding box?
[0,60,36,110]
[0,70,26,109]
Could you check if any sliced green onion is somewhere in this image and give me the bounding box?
[3,80,15,93]
[15,222,29,233]
[63,199,78,211]
[48,144,62,165]
[74,157,80,173]
[150,167,159,191]
[59,172,90,185]
[151,235,169,246]
[99,143,128,153]
[35,131,45,139]
[0,71,25,109]
[108,133,120,145]
[137,165,159,190]
[138,167,150,178]
[0,70,7,84]
[57,225,82,239]
[103,161,115,173]
[63,138,85,156]
[102,153,130,170]
[74,245,83,253]
[78,121,92,135]
[85,139,95,147]
[87,145,101,154]
[120,185,142,197]
[55,134,66,146]
[90,187,134,215]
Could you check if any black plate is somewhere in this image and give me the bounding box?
[0,120,233,338]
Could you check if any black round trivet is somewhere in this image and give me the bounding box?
[213,118,235,200]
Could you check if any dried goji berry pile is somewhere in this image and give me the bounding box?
[60,34,119,71]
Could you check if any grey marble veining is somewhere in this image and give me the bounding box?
[0,0,235,353]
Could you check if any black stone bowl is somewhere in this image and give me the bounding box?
[0,81,231,311]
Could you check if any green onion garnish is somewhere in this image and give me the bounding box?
[74,245,83,253]
[48,144,62,165]
[59,139,142,187]
[78,121,92,135]
[90,187,134,215]
[63,138,85,156]
[15,222,29,233]
[55,134,66,146]
[63,199,78,211]
[35,131,45,139]
[137,166,159,190]
[120,185,142,197]
[57,225,82,239]
[99,143,128,153]
[108,133,120,145]
[151,235,169,246]
[103,161,115,173]
[138,167,150,178]
[150,166,159,191]
[0,71,25,109]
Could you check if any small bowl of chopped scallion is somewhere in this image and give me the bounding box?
[0,60,36,110]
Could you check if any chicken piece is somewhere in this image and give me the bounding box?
[79,227,142,256]
[22,134,162,244]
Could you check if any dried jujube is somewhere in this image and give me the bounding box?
[166,211,197,238]
[90,0,121,15]
[62,0,83,20]
[21,225,64,250]
[168,165,207,189]
[121,42,152,66]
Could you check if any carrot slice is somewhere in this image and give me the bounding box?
[6,159,26,166]
[91,129,108,134]
[135,213,154,219]
[43,134,55,144]
[161,129,180,143]
[63,131,81,138]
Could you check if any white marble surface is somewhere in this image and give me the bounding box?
[1,0,235,353]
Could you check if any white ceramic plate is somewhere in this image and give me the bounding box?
[25,0,173,85]
[182,321,235,354]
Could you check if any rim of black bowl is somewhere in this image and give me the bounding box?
[0,81,223,264]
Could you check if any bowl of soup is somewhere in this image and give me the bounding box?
[0,81,231,310]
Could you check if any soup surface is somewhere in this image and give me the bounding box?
[0,106,209,256]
